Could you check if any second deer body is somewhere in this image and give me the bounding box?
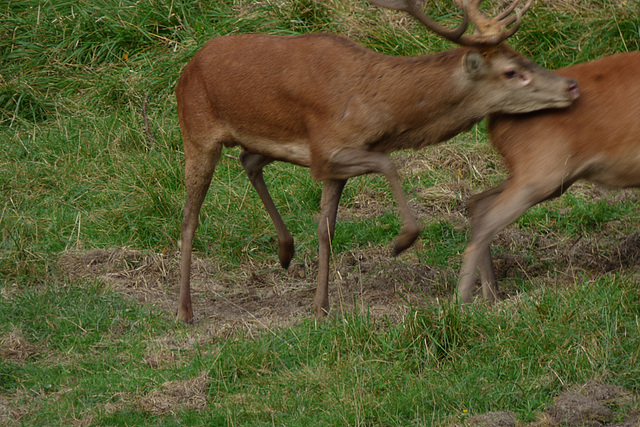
[457,51,640,303]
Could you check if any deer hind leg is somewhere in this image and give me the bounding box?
[314,179,347,317]
[457,177,564,304]
[240,151,295,269]
[177,140,222,323]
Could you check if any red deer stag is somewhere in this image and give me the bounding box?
[457,50,640,303]
[175,0,579,322]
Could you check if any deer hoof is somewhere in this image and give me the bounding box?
[176,307,194,324]
[278,240,295,269]
[393,230,419,255]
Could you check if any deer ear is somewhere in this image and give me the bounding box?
[463,50,487,78]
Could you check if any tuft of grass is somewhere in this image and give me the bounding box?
[517,190,640,236]
[419,220,468,268]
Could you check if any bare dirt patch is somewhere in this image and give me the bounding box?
[0,391,38,427]
[57,244,453,336]
[59,248,181,314]
[464,381,639,427]
[0,327,41,364]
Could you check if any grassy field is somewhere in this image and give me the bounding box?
[2,0,640,425]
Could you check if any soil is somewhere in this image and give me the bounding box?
[465,381,639,427]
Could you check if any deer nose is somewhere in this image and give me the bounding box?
[567,79,580,99]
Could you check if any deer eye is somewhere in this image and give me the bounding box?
[504,70,517,79]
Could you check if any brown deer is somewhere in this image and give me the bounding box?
[457,50,640,303]
[175,0,580,322]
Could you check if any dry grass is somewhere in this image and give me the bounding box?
[0,327,40,364]
[139,371,209,415]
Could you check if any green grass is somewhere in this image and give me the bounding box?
[2,0,640,425]
[517,192,640,236]
[2,276,637,425]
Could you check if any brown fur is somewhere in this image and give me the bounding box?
[175,31,579,322]
[458,51,640,303]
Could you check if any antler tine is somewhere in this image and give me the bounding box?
[481,0,533,43]
[498,0,534,29]
[458,0,487,32]
[495,0,522,21]
[369,0,469,44]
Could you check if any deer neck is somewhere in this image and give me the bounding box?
[367,47,487,150]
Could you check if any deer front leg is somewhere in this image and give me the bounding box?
[312,148,418,317]
[327,148,420,255]
[240,151,295,269]
[314,179,347,317]
[478,246,499,303]
[463,183,508,303]
[458,180,548,303]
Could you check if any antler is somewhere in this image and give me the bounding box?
[369,0,469,43]
[369,0,534,46]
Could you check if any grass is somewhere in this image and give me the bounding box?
[517,192,640,236]
[2,0,640,425]
[2,277,638,424]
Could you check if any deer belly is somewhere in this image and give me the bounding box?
[236,135,312,168]
[589,150,640,188]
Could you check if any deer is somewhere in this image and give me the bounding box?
[175,0,580,322]
[457,50,640,304]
